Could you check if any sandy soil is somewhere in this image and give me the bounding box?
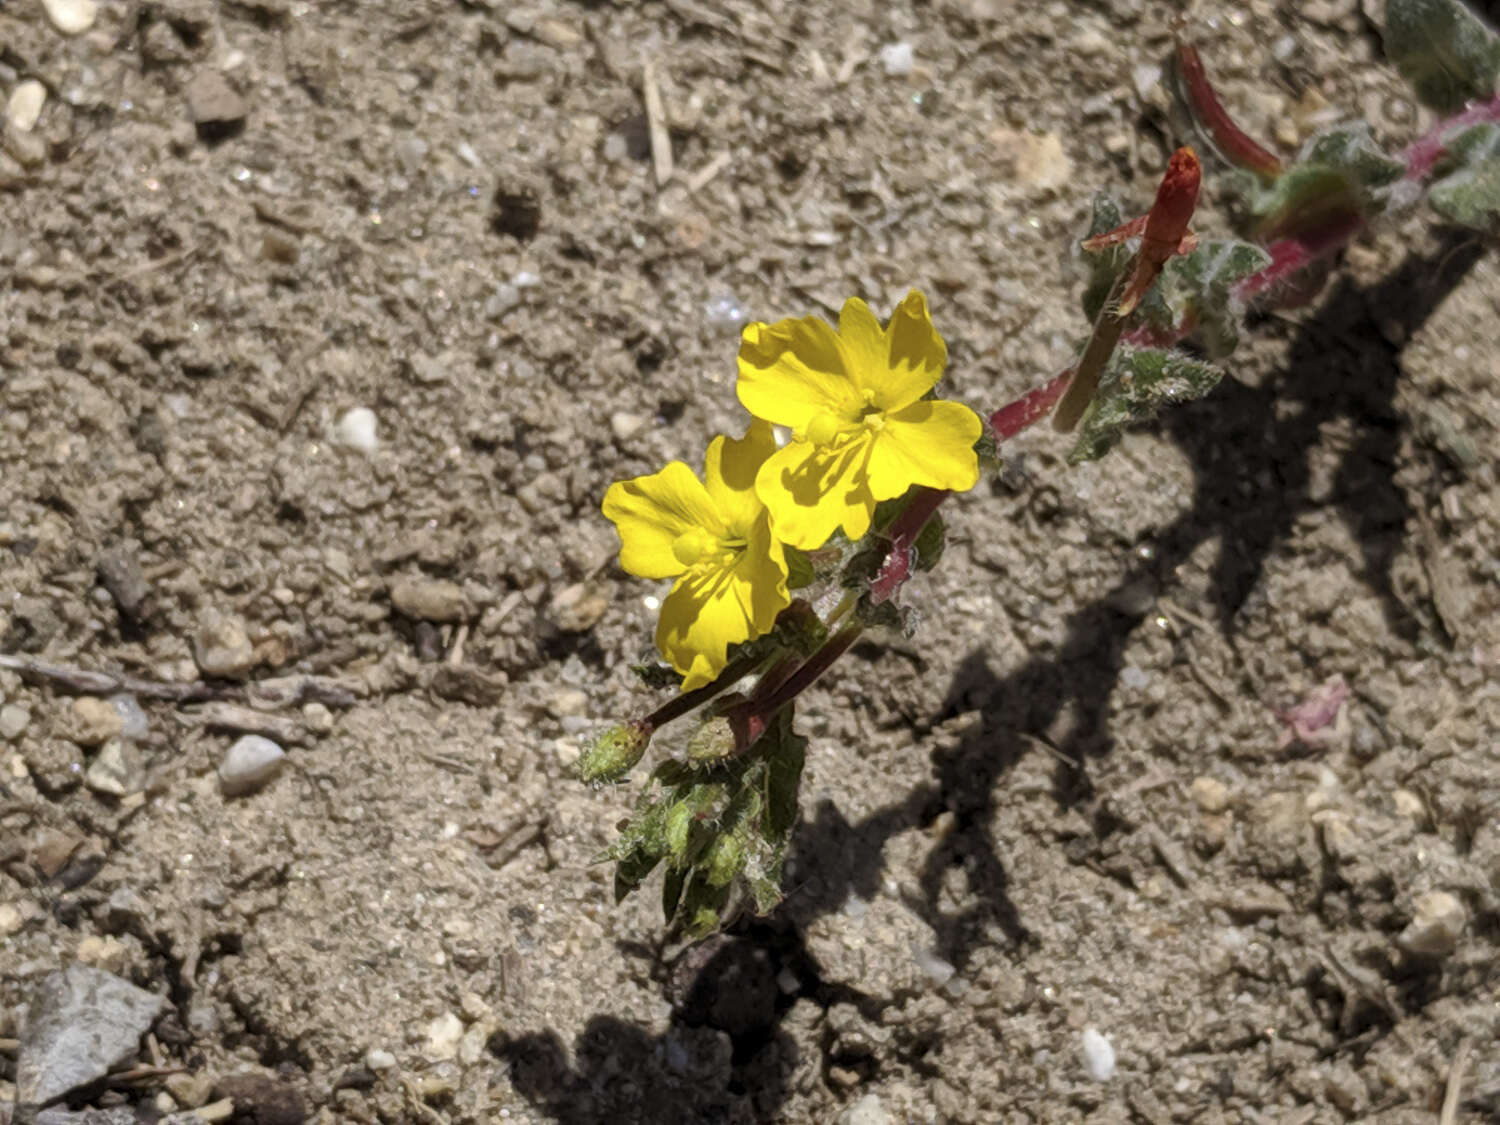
[2,0,1498,1122]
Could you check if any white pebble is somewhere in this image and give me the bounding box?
[423,1011,464,1061]
[456,141,480,168]
[839,1093,893,1125]
[1399,891,1466,956]
[1131,64,1162,101]
[879,42,914,77]
[41,0,98,35]
[0,703,31,741]
[335,407,378,451]
[6,80,47,133]
[1080,1027,1115,1080]
[913,946,956,988]
[364,1048,396,1071]
[218,735,286,797]
[110,695,149,740]
[609,411,647,441]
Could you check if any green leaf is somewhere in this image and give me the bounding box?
[1297,124,1403,191]
[1069,347,1224,463]
[678,875,732,939]
[1385,0,1500,113]
[1428,122,1500,227]
[1161,239,1273,357]
[1081,194,1132,322]
[783,546,816,589]
[761,729,806,844]
[913,513,945,572]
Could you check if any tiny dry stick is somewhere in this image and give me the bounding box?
[642,59,674,187]
[1440,1038,1473,1125]
[0,653,361,709]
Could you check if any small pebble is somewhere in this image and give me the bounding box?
[1072,28,1108,56]
[6,79,47,133]
[0,901,23,936]
[71,697,125,748]
[609,411,648,441]
[390,578,467,623]
[194,610,256,679]
[218,735,285,797]
[111,695,149,740]
[364,1048,396,1071]
[0,703,31,741]
[839,1093,893,1125]
[913,946,956,988]
[422,1012,464,1061]
[184,69,247,128]
[1080,1027,1116,1081]
[1190,776,1230,814]
[1398,891,1466,956]
[878,42,914,77]
[85,739,142,797]
[334,407,379,451]
[41,0,98,35]
[302,701,333,735]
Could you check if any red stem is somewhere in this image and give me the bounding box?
[1175,39,1284,181]
[1400,94,1500,183]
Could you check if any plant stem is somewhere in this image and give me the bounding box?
[727,622,865,747]
[642,649,765,731]
[1401,93,1500,183]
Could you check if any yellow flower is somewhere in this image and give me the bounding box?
[736,290,981,550]
[603,421,790,690]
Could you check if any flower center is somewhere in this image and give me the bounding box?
[807,391,884,447]
[671,527,717,567]
[672,528,743,567]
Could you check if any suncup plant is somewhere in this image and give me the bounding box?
[581,0,1500,938]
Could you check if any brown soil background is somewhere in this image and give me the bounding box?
[2,0,1498,1122]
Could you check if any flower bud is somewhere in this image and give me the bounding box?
[686,716,737,763]
[577,721,651,783]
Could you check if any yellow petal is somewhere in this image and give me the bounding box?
[735,511,789,637]
[737,316,860,430]
[866,400,982,499]
[702,420,776,538]
[867,290,948,412]
[655,523,790,690]
[833,297,888,394]
[755,437,877,550]
[602,461,725,580]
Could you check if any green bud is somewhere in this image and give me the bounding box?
[577,721,651,783]
[686,716,737,763]
[704,829,747,888]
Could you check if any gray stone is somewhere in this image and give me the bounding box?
[218,735,285,797]
[16,964,164,1108]
[184,70,247,127]
[84,739,143,797]
[390,578,467,623]
[0,702,31,741]
[1398,891,1466,956]
[194,610,256,679]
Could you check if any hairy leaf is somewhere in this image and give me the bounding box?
[1385,0,1500,113]
[1069,347,1224,463]
[1428,122,1500,227]
[1161,239,1273,356]
[1081,194,1132,322]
